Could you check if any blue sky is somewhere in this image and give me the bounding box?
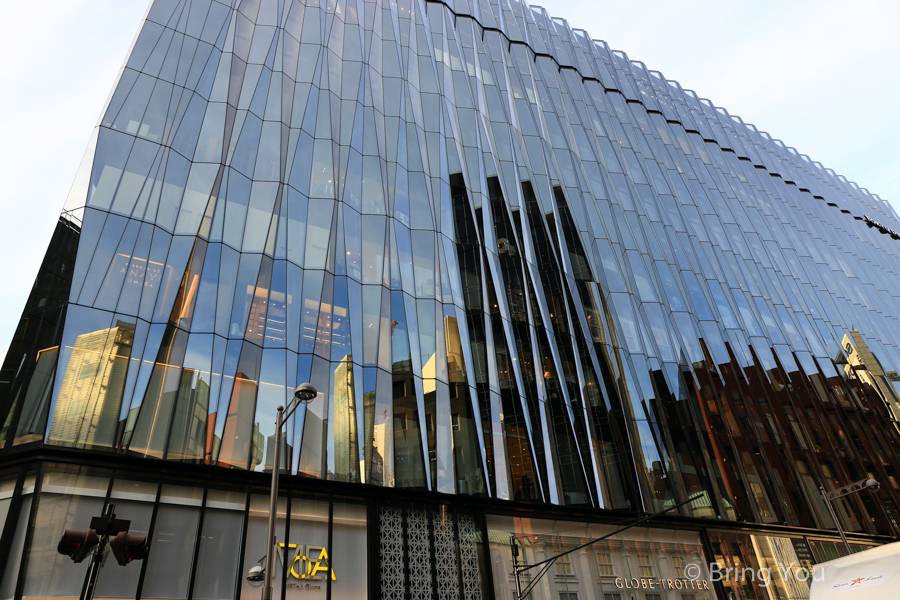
[1,0,898,353]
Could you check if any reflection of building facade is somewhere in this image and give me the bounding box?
[488,517,715,600]
[841,331,900,426]
[331,355,359,481]
[4,0,900,599]
[48,321,135,450]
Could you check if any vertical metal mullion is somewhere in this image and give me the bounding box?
[134,475,164,600]
[368,499,378,600]
[452,506,465,600]
[700,527,728,600]
[186,485,209,600]
[282,491,291,600]
[12,461,44,600]
[479,508,496,600]
[325,495,334,600]
[427,504,438,600]
[401,504,410,600]
[233,487,253,600]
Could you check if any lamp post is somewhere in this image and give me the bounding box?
[262,383,318,600]
[820,478,880,555]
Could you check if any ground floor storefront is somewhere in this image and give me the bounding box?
[0,457,890,600]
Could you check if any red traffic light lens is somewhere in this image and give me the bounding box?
[109,531,150,565]
[57,529,100,563]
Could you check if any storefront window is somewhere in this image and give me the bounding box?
[487,515,713,600]
[94,475,157,599]
[749,535,814,600]
[331,498,367,600]
[240,493,288,600]
[0,474,16,539]
[0,472,35,600]
[806,538,877,563]
[193,489,247,600]
[707,530,767,600]
[21,466,111,600]
[284,495,329,597]
[141,484,204,599]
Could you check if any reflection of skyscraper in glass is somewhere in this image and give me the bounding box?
[7,5,900,593]
[332,355,359,482]
[249,421,264,470]
[219,372,259,470]
[168,376,210,463]
[363,384,377,485]
[842,331,900,426]
[48,320,135,449]
[263,430,292,473]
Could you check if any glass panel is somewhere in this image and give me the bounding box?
[175,163,219,235]
[750,535,816,600]
[47,309,135,451]
[254,349,287,473]
[329,354,360,483]
[95,476,157,599]
[12,346,59,446]
[284,495,330,597]
[330,498,367,600]
[141,504,202,599]
[218,343,262,470]
[193,507,246,599]
[88,128,136,210]
[0,496,32,600]
[242,182,279,253]
[21,466,112,600]
[128,327,189,458]
[487,514,714,600]
[706,530,770,599]
[240,494,287,600]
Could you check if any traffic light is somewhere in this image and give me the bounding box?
[108,531,150,566]
[57,529,100,563]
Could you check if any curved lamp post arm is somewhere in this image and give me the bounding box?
[820,478,880,556]
[823,479,880,501]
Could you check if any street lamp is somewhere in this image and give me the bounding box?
[820,478,880,555]
[261,383,318,600]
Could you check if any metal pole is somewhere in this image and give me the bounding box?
[510,536,522,600]
[820,486,851,555]
[81,503,114,600]
[81,537,106,600]
[263,407,284,600]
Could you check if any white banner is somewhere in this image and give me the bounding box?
[827,573,885,595]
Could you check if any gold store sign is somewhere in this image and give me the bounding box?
[615,577,710,591]
[277,543,336,581]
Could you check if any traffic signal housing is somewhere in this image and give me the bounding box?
[109,531,150,566]
[57,529,100,563]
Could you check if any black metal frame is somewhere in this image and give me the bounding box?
[0,446,895,600]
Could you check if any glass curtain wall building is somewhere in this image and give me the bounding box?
[2,0,900,598]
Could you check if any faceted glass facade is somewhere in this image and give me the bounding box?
[3,1,900,596]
